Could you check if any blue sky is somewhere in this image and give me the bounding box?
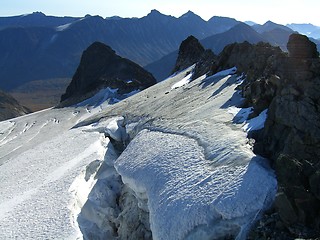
[1,0,320,25]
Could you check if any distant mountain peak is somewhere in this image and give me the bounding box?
[209,16,238,22]
[263,20,278,26]
[147,9,163,17]
[179,10,198,18]
[245,21,257,26]
[231,22,254,31]
[31,11,46,17]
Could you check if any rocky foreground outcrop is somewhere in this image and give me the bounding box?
[59,42,156,107]
[0,90,30,121]
[219,34,320,238]
[173,34,320,238]
[260,34,320,238]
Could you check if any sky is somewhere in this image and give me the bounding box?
[1,0,320,26]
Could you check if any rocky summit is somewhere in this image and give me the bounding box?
[60,42,156,107]
[171,35,217,79]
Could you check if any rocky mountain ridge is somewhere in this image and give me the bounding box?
[59,42,156,107]
[1,11,320,111]
[172,33,320,238]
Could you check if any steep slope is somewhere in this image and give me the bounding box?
[60,42,156,107]
[0,90,30,121]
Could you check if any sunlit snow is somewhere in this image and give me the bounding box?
[171,72,193,89]
[0,65,276,240]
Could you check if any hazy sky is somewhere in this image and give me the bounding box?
[1,0,320,26]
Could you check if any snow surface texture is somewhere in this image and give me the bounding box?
[0,107,109,239]
[116,130,275,240]
[79,66,277,239]
[0,65,277,239]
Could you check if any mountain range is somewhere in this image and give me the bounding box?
[0,10,319,111]
[1,30,319,239]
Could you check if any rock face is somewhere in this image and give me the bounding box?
[172,35,217,79]
[172,35,206,73]
[178,34,320,237]
[261,35,320,237]
[217,41,284,113]
[60,42,156,106]
[0,90,30,121]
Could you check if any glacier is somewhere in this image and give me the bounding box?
[0,65,277,239]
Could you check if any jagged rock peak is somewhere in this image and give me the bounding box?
[172,36,217,79]
[60,41,156,107]
[147,9,163,17]
[287,33,319,58]
[172,36,205,72]
[179,10,201,19]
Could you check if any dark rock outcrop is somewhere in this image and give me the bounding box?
[217,41,285,114]
[259,35,320,237]
[60,42,156,106]
[287,33,319,59]
[172,35,217,79]
[230,34,320,238]
[0,90,30,121]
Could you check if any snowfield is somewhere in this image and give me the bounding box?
[0,66,277,239]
